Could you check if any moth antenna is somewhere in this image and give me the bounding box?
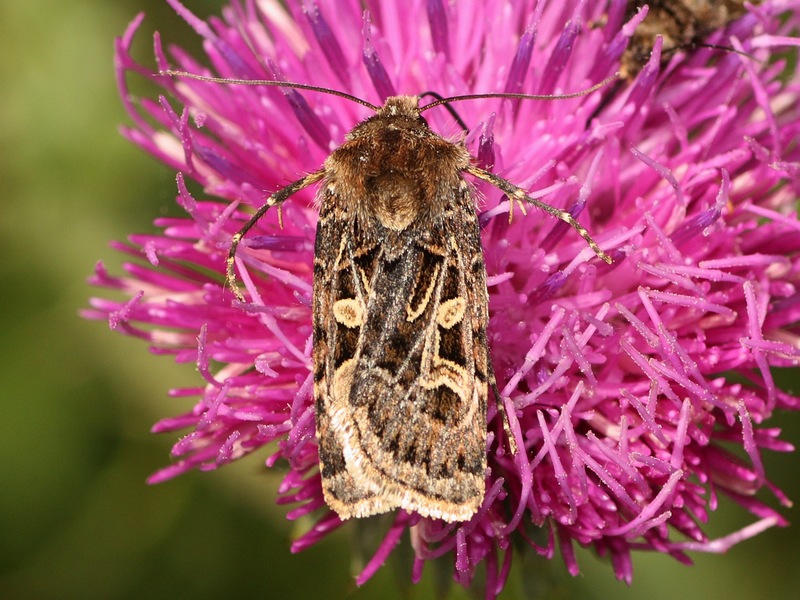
[663,42,761,64]
[419,73,620,112]
[160,70,380,111]
[419,91,470,132]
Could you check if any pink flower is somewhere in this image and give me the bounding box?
[85,0,800,596]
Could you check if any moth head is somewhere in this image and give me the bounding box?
[369,95,430,132]
[376,95,424,119]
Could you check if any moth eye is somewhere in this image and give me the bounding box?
[417,115,429,127]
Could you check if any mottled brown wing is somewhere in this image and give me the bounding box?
[313,193,381,518]
[313,181,488,522]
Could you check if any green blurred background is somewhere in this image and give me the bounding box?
[1,1,799,598]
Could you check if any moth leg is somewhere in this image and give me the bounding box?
[465,165,612,264]
[226,169,326,301]
[487,351,518,456]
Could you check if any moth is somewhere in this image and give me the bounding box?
[622,0,755,78]
[165,71,614,522]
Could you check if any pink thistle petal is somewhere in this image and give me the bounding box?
[355,511,409,585]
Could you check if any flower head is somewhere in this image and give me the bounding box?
[86,0,800,596]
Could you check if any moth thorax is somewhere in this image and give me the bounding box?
[369,173,424,230]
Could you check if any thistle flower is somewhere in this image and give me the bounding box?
[85,0,800,596]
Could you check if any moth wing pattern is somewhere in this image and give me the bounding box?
[312,202,380,514]
[313,177,488,522]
